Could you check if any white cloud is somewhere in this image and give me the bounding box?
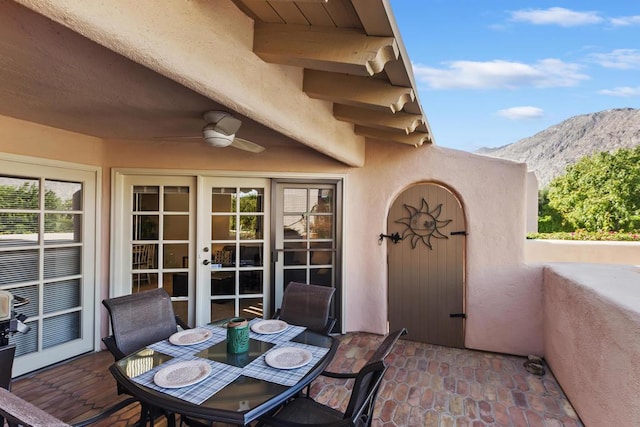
[510,7,603,27]
[589,49,640,69]
[413,59,588,90]
[497,107,545,120]
[609,15,640,26]
[598,86,640,97]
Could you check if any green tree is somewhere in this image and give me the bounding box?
[537,188,572,232]
[546,146,640,232]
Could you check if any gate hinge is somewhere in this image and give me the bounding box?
[449,313,466,318]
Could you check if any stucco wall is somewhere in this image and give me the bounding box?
[543,264,640,426]
[526,239,640,265]
[347,141,544,356]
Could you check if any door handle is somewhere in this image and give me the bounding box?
[202,259,210,265]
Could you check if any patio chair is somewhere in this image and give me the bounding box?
[0,386,137,427]
[102,288,190,427]
[1,344,16,426]
[273,282,336,335]
[257,328,407,427]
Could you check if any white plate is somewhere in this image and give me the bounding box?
[265,347,313,370]
[169,328,212,346]
[251,319,289,335]
[153,360,212,388]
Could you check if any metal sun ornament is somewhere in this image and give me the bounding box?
[396,198,452,249]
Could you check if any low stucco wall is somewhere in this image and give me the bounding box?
[526,240,640,265]
[543,264,640,426]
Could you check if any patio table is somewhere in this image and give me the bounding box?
[108,318,338,426]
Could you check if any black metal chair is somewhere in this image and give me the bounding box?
[102,288,191,427]
[273,282,336,335]
[257,328,407,427]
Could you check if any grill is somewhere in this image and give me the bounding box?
[0,290,30,347]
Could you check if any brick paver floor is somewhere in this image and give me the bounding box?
[9,332,583,426]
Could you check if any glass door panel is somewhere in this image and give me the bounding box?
[199,179,268,325]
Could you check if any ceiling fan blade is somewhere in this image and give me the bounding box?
[231,137,265,153]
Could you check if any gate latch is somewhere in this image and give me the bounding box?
[378,232,402,244]
[449,313,467,318]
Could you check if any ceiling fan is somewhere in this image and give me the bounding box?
[164,111,265,153]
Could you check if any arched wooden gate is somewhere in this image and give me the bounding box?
[386,183,466,348]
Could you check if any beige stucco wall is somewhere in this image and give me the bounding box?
[543,264,640,426]
[526,239,640,265]
[1,114,543,357]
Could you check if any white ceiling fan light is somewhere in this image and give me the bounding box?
[202,110,265,153]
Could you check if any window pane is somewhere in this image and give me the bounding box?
[283,188,306,213]
[45,213,81,243]
[43,279,80,313]
[163,215,189,240]
[212,244,235,267]
[10,321,38,356]
[211,215,234,240]
[211,188,235,213]
[310,242,333,265]
[211,271,235,295]
[8,285,38,318]
[240,298,263,319]
[240,244,262,267]
[0,213,39,247]
[43,312,80,349]
[211,299,235,321]
[284,269,306,285]
[310,268,332,287]
[239,215,262,240]
[164,186,189,212]
[133,215,159,240]
[163,243,188,268]
[169,272,188,297]
[283,216,306,239]
[240,271,262,294]
[133,186,159,211]
[132,244,157,270]
[44,247,81,279]
[309,188,333,212]
[0,176,39,209]
[0,250,38,285]
[44,180,82,211]
[309,214,333,239]
[239,188,264,213]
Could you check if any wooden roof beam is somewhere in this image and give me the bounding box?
[333,104,427,135]
[254,22,399,76]
[354,125,431,147]
[303,69,416,113]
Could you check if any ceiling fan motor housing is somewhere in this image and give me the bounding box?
[202,123,234,147]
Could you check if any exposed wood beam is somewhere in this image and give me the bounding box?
[333,104,426,134]
[304,69,415,113]
[254,22,398,76]
[354,125,431,147]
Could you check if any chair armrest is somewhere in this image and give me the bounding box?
[175,315,191,330]
[0,387,69,426]
[102,336,126,361]
[318,370,358,380]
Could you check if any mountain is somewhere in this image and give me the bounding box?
[476,108,640,188]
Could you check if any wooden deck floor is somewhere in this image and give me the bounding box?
[8,333,583,426]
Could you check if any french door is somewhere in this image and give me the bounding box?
[116,175,268,327]
[272,181,342,331]
[0,158,98,376]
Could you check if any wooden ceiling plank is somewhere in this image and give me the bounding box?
[268,2,310,25]
[322,0,361,28]
[354,125,431,147]
[295,2,334,26]
[350,0,393,36]
[333,104,425,134]
[233,0,284,23]
[254,22,398,76]
[304,69,414,113]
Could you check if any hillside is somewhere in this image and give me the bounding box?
[476,108,640,188]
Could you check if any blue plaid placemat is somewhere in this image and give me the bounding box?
[148,325,227,357]
[242,341,330,386]
[247,318,307,344]
[131,355,242,405]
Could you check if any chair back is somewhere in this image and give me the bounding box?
[343,328,407,426]
[278,282,335,334]
[102,288,178,357]
[0,344,16,390]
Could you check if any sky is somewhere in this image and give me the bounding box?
[388,1,640,152]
